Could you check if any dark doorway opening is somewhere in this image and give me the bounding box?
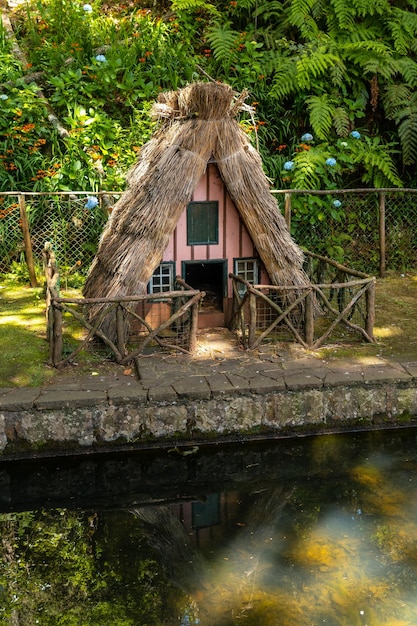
[183,261,226,312]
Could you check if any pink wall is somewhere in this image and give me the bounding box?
[162,163,258,297]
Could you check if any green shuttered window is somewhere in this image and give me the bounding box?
[187,201,219,245]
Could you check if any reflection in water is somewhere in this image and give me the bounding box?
[1,428,417,624]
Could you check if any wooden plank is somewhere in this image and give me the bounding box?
[55,290,200,305]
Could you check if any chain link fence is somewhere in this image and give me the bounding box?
[273,188,417,275]
[1,189,417,287]
[0,192,119,288]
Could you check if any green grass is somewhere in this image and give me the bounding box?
[0,278,54,387]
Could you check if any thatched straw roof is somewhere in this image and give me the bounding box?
[84,81,308,309]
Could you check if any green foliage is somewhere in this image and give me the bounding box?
[2,0,417,194]
[329,0,355,30]
[0,509,177,624]
[357,137,403,187]
[206,20,239,65]
[306,95,335,140]
[384,87,417,166]
[171,0,221,16]
[296,47,341,90]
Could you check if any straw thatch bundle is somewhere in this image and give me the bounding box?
[83,81,311,339]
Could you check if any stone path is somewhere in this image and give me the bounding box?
[1,329,417,411]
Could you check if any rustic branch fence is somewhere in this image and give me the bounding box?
[44,245,205,367]
[230,250,375,350]
[45,242,375,366]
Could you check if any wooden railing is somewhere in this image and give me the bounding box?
[44,246,204,367]
[44,243,375,364]
[229,252,376,350]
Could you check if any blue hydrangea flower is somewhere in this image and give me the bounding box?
[326,157,337,167]
[85,196,99,210]
[83,3,93,11]
[333,199,342,208]
[0,94,8,100]
[95,54,107,63]
[350,130,361,139]
[301,133,313,142]
[283,161,294,171]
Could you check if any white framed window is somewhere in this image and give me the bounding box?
[234,258,259,284]
[148,262,175,294]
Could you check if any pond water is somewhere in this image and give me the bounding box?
[1,427,417,625]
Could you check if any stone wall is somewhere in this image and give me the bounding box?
[1,379,417,460]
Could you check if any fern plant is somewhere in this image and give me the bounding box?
[289,148,328,190]
[354,137,403,187]
[171,0,221,17]
[206,21,239,67]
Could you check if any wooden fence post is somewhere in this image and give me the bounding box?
[189,299,199,353]
[47,298,55,365]
[116,304,126,357]
[365,279,376,341]
[284,192,291,231]
[19,194,38,287]
[248,290,257,348]
[52,303,63,366]
[379,191,386,278]
[304,290,314,346]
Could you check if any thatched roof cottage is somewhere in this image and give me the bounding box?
[83,81,309,332]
